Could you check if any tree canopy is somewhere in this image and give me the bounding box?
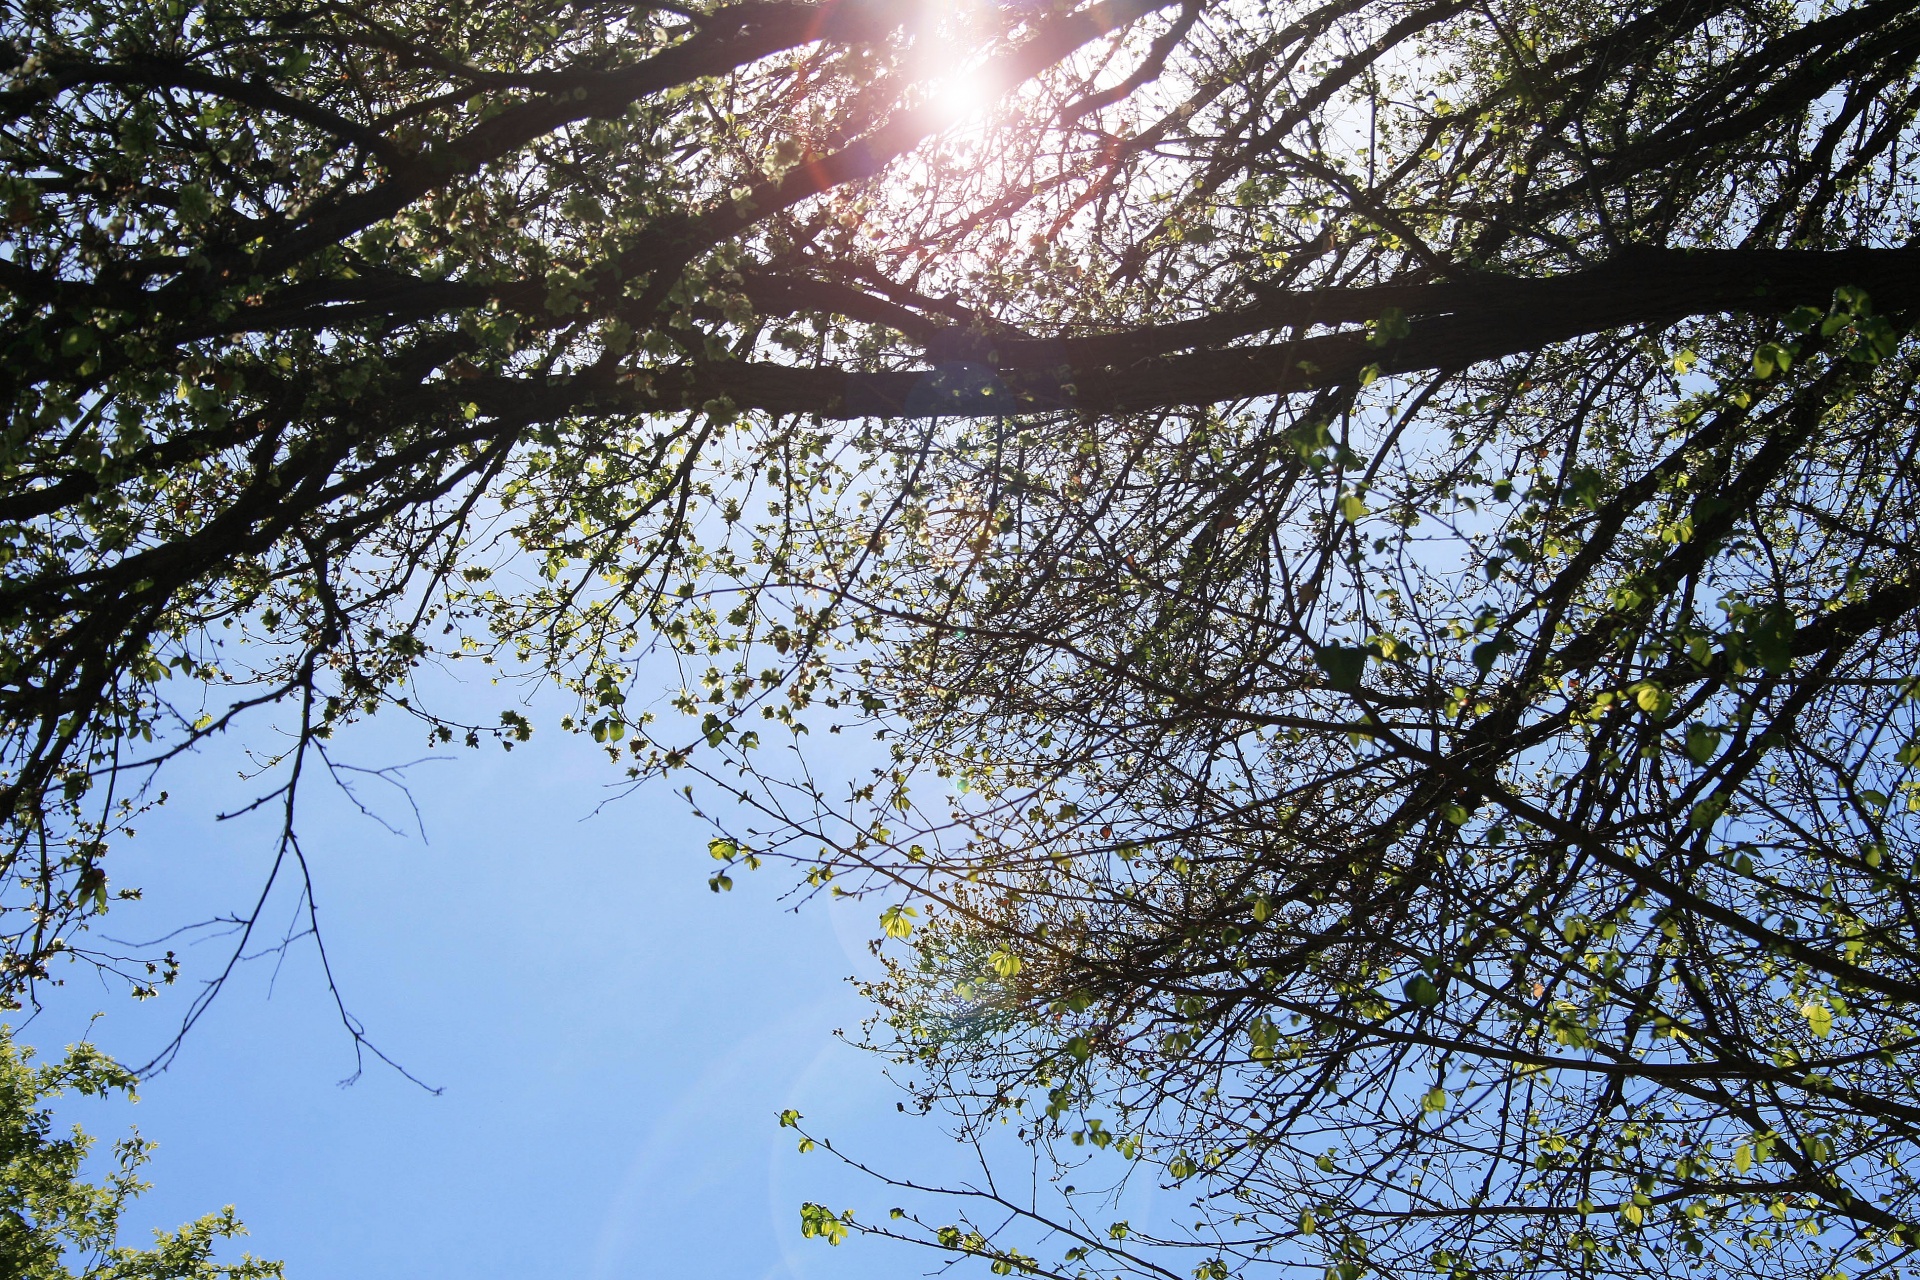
[5,0,1920,1277]
[0,1026,280,1280]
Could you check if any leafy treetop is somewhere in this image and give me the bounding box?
[0,1026,281,1280]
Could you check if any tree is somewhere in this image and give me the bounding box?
[4,0,1920,1278]
[0,1025,281,1280]
[677,4,1920,1279]
[0,0,1203,1021]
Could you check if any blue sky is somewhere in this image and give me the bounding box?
[19,687,958,1279]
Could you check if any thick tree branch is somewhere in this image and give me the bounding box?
[476,246,1920,419]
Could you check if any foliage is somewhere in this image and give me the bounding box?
[0,1026,280,1280]
[672,4,1920,1280]
[0,0,1190,1021]
[6,0,1920,1278]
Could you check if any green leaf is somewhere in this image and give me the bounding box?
[1801,1000,1833,1038]
[1404,975,1442,1007]
[800,1202,848,1245]
[1471,634,1513,676]
[1836,283,1873,316]
[1313,645,1370,692]
[1750,605,1796,673]
[1786,306,1824,334]
[1365,306,1409,348]
[880,903,918,939]
[1685,723,1721,765]
[1688,795,1727,829]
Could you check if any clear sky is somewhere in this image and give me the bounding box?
[19,680,959,1279]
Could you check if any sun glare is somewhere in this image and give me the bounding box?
[912,0,1004,126]
[926,68,1001,127]
[925,56,1013,127]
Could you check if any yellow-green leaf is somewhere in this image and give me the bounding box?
[880,903,918,939]
[1801,1000,1833,1038]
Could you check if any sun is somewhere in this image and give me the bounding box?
[909,0,1006,126]
[927,68,1001,127]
